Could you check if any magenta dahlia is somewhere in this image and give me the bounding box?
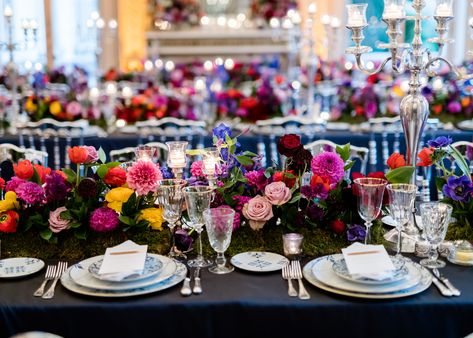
[311,152,345,185]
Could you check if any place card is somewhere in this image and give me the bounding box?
[341,242,395,280]
[98,240,148,281]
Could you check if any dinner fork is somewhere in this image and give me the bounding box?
[42,262,68,299]
[33,265,56,297]
[291,261,311,300]
[282,264,297,297]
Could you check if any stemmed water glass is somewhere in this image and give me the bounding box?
[203,208,235,274]
[353,177,388,244]
[419,202,452,268]
[157,179,187,258]
[183,186,214,268]
[386,184,417,257]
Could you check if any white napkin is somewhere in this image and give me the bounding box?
[97,240,148,281]
[341,242,395,281]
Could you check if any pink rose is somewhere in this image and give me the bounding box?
[83,146,99,164]
[264,181,292,205]
[49,206,70,233]
[66,101,82,117]
[242,195,273,230]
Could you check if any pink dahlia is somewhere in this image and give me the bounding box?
[126,160,163,195]
[311,152,345,185]
[190,160,205,177]
[90,207,119,232]
[15,181,46,205]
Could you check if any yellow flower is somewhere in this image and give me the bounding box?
[139,208,164,230]
[25,98,37,113]
[49,101,62,116]
[0,191,19,212]
[105,187,134,213]
[392,85,404,97]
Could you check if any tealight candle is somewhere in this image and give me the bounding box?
[383,4,405,19]
[4,6,13,18]
[169,151,186,167]
[283,233,304,259]
[348,13,365,27]
[448,241,473,266]
[435,3,453,17]
[203,156,217,176]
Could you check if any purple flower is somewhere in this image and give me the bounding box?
[212,123,232,140]
[5,177,26,192]
[245,169,268,191]
[15,181,45,205]
[467,146,473,161]
[174,228,193,253]
[347,224,366,242]
[233,195,252,212]
[160,166,174,179]
[89,207,119,232]
[442,175,473,202]
[78,178,98,198]
[447,101,462,114]
[44,171,71,202]
[307,204,324,221]
[427,136,452,148]
[311,152,345,185]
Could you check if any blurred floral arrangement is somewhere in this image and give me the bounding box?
[250,0,298,23]
[152,0,202,28]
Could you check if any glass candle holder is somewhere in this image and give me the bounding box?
[435,0,453,17]
[346,4,368,27]
[282,233,303,260]
[166,141,188,178]
[383,0,406,19]
[134,145,156,162]
[202,147,220,186]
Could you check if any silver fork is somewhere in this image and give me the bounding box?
[282,264,297,297]
[33,265,56,297]
[291,260,311,300]
[42,262,68,299]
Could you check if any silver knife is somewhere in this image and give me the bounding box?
[428,270,452,297]
[180,266,192,297]
[433,268,461,296]
[193,267,202,295]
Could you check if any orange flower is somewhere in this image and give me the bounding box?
[55,170,68,180]
[34,164,52,184]
[0,210,19,233]
[417,147,434,167]
[387,152,406,170]
[68,146,88,164]
[13,160,34,180]
[310,174,331,191]
[272,170,296,188]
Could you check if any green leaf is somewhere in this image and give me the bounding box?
[69,222,81,229]
[344,160,355,171]
[289,194,301,204]
[235,155,254,166]
[242,151,258,157]
[62,168,76,184]
[225,134,235,146]
[60,210,73,221]
[98,147,107,163]
[435,176,446,192]
[106,162,121,168]
[74,228,87,240]
[385,166,415,184]
[96,164,110,179]
[119,216,134,226]
[264,167,273,178]
[40,228,53,241]
[186,149,204,156]
[336,144,351,162]
[449,145,472,181]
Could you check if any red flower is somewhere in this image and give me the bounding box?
[310,175,331,191]
[272,170,296,188]
[104,167,127,187]
[68,146,88,164]
[0,177,5,190]
[387,152,406,170]
[417,147,434,167]
[277,134,303,157]
[34,164,52,184]
[330,219,346,234]
[13,160,34,180]
[0,210,19,233]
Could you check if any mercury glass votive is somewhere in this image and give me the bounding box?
[166,141,188,179]
[282,233,304,260]
[346,4,368,27]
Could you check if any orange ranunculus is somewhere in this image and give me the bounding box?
[13,160,34,180]
[34,164,52,184]
[272,170,296,188]
[310,174,331,191]
[104,167,127,187]
[417,147,434,167]
[387,152,406,170]
[0,210,19,233]
[68,146,88,164]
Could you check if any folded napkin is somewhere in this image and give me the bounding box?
[97,240,148,281]
[341,242,395,281]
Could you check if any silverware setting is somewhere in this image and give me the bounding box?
[180,265,203,296]
[33,265,56,297]
[192,267,202,295]
[282,264,297,297]
[282,261,310,300]
[36,261,68,299]
[432,268,461,297]
[427,268,453,297]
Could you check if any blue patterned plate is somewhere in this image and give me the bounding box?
[88,254,164,283]
[0,258,44,278]
[231,252,289,272]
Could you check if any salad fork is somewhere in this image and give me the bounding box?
[42,261,68,299]
[282,264,297,297]
[34,265,55,297]
[291,261,311,300]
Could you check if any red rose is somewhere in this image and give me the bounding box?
[277,134,303,157]
[34,164,52,184]
[368,172,387,180]
[330,219,345,234]
[417,147,434,167]
[387,152,406,170]
[104,167,127,187]
[68,146,88,164]
[0,210,19,233]
[13,160,34,180]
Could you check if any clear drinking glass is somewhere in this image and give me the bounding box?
[203,208,235,274]
[419,202,452,268]
[157,179,187,258]
[386,184,417,256]
[183,186,214,268]
[353,177,388,244]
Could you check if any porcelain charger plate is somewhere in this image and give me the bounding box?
[69,254,176,291]
[61,259,186,297]
[231,252,289,272]
[0,258,45,278]
[303,254,432,299]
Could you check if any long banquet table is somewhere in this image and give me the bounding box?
[1,256,472,338]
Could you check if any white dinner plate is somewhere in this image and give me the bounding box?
[69,254,176,291]
[303,255,431,299]
[457,120,473,131]
[61,260,186,297]
[231,252,289,272]
[0,258,45,278]
[88,254,164,282]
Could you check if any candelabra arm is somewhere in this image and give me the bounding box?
[425,56,473,80]
[354,55,392,75]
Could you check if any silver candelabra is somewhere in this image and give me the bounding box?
[345,0,472,175]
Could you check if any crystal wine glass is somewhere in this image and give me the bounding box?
[157,179,187,258]
[419,202,452,268]
[203,208,235,274]
[183,185,214,268]
[353,177,387,244]
[386,183,417,257]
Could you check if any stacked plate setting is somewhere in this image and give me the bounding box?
[303,254,433,299]
[61,254,186,297]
